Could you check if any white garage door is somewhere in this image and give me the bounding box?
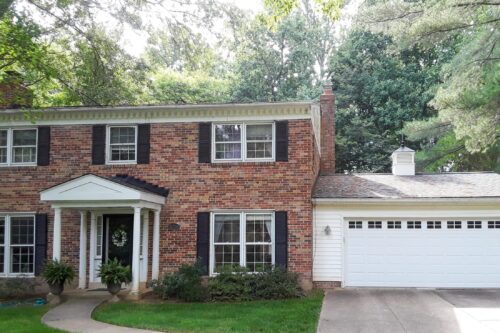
[346,220,500,288]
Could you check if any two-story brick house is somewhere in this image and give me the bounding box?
[0,85,336,296]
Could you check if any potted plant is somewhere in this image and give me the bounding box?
[98,258,131,302]
[41,259,75,304]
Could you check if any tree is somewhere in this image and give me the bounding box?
[330,30,453,172]
[359,0,500,162]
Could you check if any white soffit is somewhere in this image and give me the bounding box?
[40,174,165,205]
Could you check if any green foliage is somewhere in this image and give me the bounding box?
[331,30,452,172]
[98,258,131,286]
[151,261,207,302]
[262,0,343,28]
[0,305,63,333]
[150,70,231,104]
[41,259,75,286]
[208,266,301,301]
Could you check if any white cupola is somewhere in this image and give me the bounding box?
[391,146,415,176]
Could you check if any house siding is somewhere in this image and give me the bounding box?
[0,120,318,287]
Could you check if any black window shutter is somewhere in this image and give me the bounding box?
[275,121,288,162]
[137,124,150,164]
[34,214,48,275]
[198,122,211,163]
[37,126,50,166]
[275,211,288,269]
[196,212,210,275]
[92,125,106,165]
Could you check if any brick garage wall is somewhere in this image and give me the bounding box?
[0,120,318,286]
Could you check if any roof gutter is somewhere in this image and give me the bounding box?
[312,197,500,206]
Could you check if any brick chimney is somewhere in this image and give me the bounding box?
[0,71,33,109]
[319,81,336,175]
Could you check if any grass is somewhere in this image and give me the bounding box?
[0,305,63,333]
[93,293,324,333]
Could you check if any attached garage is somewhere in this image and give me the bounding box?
[313,151,500,289]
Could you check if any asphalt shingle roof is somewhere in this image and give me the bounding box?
[109,174,170,197]
[313,172,500,199]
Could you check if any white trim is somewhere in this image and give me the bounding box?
[89,212,97,283]
[209,211,275,276]
[131,207,142,295]
[106,125,138,165]
[78,211,87,289]
[0,127,38,167]
[152,210,160,280]
[0,102,314,126]
[0,214,36,278]
[313,197,500,206]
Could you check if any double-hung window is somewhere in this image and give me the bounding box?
[107,126,137,164]
[0,128,37,166]
[211,212,274,274]
[213,123,274,162]
[0,215,35,276]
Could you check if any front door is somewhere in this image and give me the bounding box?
[104,215,134,267]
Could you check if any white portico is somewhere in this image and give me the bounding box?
[40,174,168,296]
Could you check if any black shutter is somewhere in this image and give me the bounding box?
[275,211,288,269]
[196,212,210,275]
[34,214,48,275]
[198,123,211,163]
[92,125,106,165]
[137,124,150,164]
[275,121,288,162]
[37,126,50,166]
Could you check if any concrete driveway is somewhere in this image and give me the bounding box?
[317,289,500,333]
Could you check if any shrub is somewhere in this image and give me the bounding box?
[208,266,301,301]
[41,259,75,286]
[208,266,253,301]
[0,277,41,300]
[151,261,207,302]
[98,258,131,285]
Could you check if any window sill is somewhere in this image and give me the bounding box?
[105,161,137,166]
[0,273,35,278]
[0,163,37,167]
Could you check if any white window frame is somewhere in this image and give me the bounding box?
[106,125,138,165]
[211,122,275,162]
[0,214,36,277]
[209,211,275,276]
[0,128,38,166]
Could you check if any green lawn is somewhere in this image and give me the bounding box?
[0,305,63,333]
[93,293,324,333]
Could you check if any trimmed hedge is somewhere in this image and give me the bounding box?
[151,263,301,302]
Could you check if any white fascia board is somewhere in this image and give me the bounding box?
[312,197,500,206]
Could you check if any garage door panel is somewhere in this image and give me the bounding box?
[345,219,500,288]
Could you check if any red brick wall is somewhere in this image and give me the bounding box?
[0,120,318,285]
[320,85,336,174]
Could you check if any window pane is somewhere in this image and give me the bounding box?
[0,130,7,146]
[246,214,272,243]
[0,217,4,244]
[214,215,240,243]
[110,127,135,144]
[247,142,272,159]
[10,217,34,245]
[215,143,241,159]
[13,147,36,163]
[11,246,34,273]
[214,245,240,273]
[13,129,36,146]
[247,124,272,141]
[0,147,6,163]
[215,124,241,142]
[0,246,3,273]
[96,216,103,257]
[111,145,136,161]
[246,245,272,272]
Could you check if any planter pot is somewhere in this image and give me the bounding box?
[49,283,64,296]
[107,282,122,295]
[107,282,122,303]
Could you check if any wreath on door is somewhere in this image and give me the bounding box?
[111,227,128,247]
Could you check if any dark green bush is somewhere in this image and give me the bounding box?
[41,259,75,286]
[208,266,301,301]
[151,261,207,302]
[98,258,131,285]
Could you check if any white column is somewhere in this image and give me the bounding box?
[152,210,160,280]
[131,207,142,294]
[141,211,149,282]
[89,212,96,283]
[52,207,62,261]
[78,211,87,289]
